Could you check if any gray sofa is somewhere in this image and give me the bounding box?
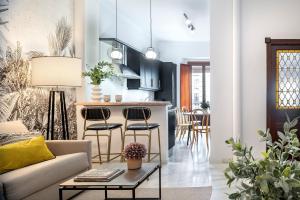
[0,140,92,200]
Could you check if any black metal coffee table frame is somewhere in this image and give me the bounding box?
[59,165,161,200]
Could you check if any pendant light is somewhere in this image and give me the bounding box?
[145,0,157,60]
[110,0,123,60]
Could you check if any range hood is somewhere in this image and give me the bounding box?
[100,38,140,79]
[118,45,140,79]
[119,64,140,79]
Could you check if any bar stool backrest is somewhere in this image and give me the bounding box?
[81,107,111,121]
[122,107,151,121]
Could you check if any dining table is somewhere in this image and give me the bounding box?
[183,111,210,146]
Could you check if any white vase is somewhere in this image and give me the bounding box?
[91,84,102,101]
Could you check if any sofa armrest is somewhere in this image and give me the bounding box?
[46,140,92,169]
[0,182,4,200]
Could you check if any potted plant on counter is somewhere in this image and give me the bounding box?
[82,61,115,101]
[225,116,300,199]
[124,143,147,170]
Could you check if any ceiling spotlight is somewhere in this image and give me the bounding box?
[183,13,192,25]
[185,19,192,26]
[183,13,196,33]
[190,25,196,33]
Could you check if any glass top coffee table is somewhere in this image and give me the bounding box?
[59,163,161,200]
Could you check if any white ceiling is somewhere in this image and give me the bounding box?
[106,0,209,42]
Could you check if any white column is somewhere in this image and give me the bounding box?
[232,0,241,140]
[74,0,86,102]
[210,0,237,163]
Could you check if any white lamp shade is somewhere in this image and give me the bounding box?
[31,57,82,87]
[145,47,157,60]
[110,47,123,60]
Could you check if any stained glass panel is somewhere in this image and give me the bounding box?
[276,50,300,109]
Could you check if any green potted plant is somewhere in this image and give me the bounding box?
[124,143,147,170]
[82,61,115,101]
[201,101,210,110]
[225,116,300,199]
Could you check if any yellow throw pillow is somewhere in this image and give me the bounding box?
[0,136,55,174]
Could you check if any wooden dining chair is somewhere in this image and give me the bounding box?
[175,107,191,140]
[190,109,210,150]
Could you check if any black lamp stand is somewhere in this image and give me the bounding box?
[47,90,69,140]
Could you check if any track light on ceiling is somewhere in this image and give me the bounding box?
[183,13,191,25]
[183,13,196,33]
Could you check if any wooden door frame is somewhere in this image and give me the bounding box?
[265,37,300,139]
[180,64,192,111]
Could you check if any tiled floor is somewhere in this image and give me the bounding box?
[93,135,230,199]
[140,136,229,199]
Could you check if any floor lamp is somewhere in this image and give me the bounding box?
[31,57,82,140]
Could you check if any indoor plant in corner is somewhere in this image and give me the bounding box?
[225,116,300,199]
[124,143,146,170]
[82,61,115,101]
[201,101,210,110]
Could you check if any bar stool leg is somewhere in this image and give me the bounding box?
[96,130,102,164]
[133,130,137,142]
[205,133,209,152]
[148,131,152,162]
[120,127,124,162]
[121,130,127,162]
[157,127,162,166]
[82,130,86,140]
[107,130,112,162]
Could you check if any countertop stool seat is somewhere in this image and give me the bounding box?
[122,107,161,165]
[81,107,123,164]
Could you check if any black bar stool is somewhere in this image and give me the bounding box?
[122,107,161,165]
[81,107,123,164]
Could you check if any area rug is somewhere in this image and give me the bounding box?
[74,187,212,200]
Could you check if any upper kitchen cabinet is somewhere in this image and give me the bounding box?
[127,49,161,91]
[99,38,160,91]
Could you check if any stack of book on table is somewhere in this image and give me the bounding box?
[74,169,125,182]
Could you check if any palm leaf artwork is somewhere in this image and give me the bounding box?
[27,51,44,59]
[0,1,9,26]
[0,44,48,131]
[48,17,72,56]
[0,95,9,121]
[0,17,77,138]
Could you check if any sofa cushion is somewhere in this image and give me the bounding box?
[0,120,29,134]
[0,132,42,146]
[0,136,55,174]
[0,152,89,200]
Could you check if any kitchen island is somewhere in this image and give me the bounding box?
[76,101,171,163]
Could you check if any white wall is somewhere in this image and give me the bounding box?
[210,0,300,162]
[158,41,209,64]
[209,0,236,163]
[240,0,300,157]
